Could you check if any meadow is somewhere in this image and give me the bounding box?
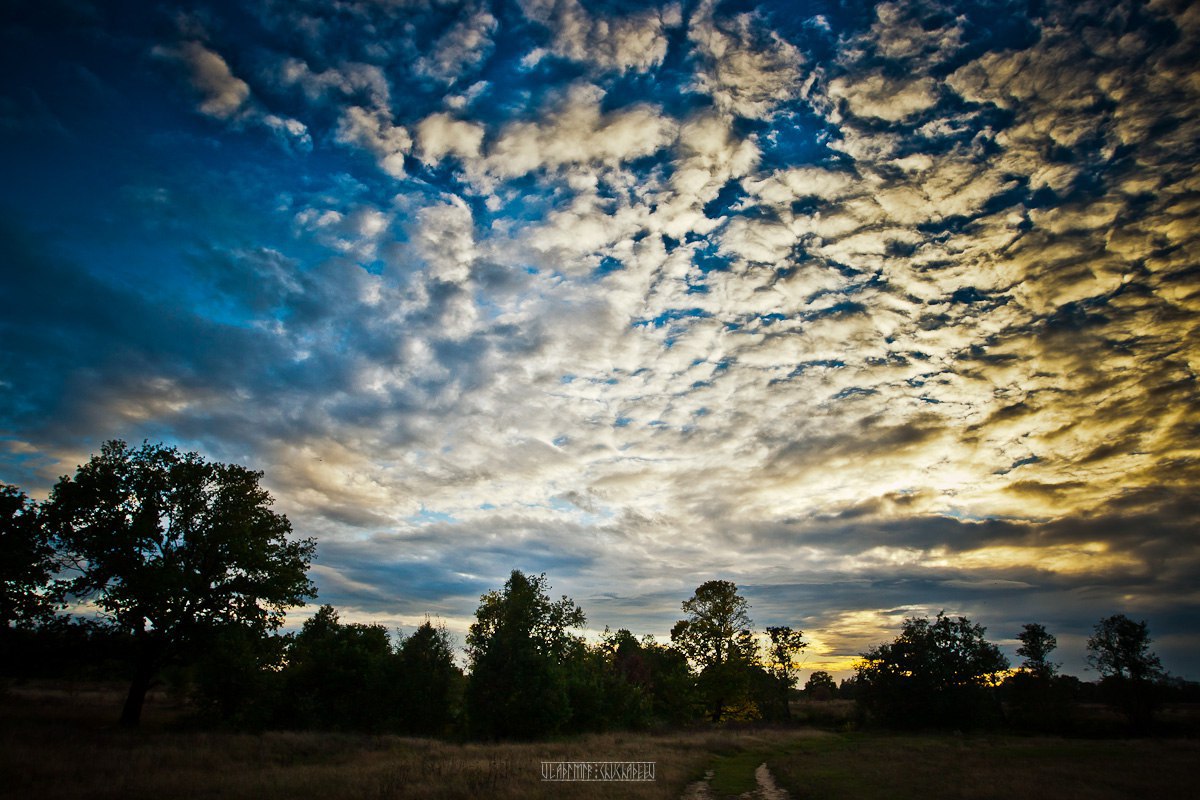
[2,683,1195,800]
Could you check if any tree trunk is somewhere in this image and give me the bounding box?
[120,651,157,727]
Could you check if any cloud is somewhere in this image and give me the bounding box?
[688,0,806,119]
[336,106,412,177]
[415,6,498,83]
[482,82,677,177]
[153,40,311,147]
[416,112,485,163]
[827,73,939,122]
[278,58,391,109]
[519,0,682,73]
[154,40,250,119]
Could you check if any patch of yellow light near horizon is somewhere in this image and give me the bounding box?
[793,607,934,680]
[801,655,864,678]
[797,628,863,677]
[927,542,1140,574]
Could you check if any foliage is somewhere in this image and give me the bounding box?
[396,619,462,736]
[638,635,699,726]
[1087,614,1163,682]
[276,605,398,731]
[565,629,656,732]
[465,570,585,738]
[0,483,56,628]
[804,670,837,700]
[1016,622,1059,678]
[671,579,757,722]
[1003,622,1071,732]
[0,615,134,681]
[1087,613,1164,726]
[855,612,1009,729]
[188,622,289,729]
[762,626,807,718]
[43,440,315,725]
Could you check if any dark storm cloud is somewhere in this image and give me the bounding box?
[0,221,289,444]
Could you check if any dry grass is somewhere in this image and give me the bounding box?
[0,683,819,800]
[4,683,1195,800]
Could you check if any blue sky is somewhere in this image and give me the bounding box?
[2,0,1198,679]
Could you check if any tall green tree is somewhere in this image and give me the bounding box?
[465,570,585,738]
[1,483,56,628]
[397,619,462,735]
[44,440,315,726]
[856,612,1009,729]
[763,626,807,718]
[670,580,756,722]
[639,636,698,726]
[280,605,397,731]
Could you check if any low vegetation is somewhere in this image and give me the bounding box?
[766,733,1200,800]
[3,685,1195,800]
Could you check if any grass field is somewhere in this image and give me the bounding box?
[766,733,1199,800]
[2,682,1195,799]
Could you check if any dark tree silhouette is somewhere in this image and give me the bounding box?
[397,619,462,735]
[804,669,837,700]
[1087,614,1163,682]
[280,605,397,731]
[1,483,56,628]
[764,626,807,718]
[1087,613,1164,726]
[856,612,1008,729]
[1016,623,1059,678]
[670,580,756,722]
[1004,623,1071,731]
[638,636,698,725]
[465,570,585,738]
[44,440,315,726]
[600,628,659,729]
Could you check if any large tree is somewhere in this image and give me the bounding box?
[465,570,585,738]
[856,612,1009,729]
[804,670,837,700]
[1016,622,1059,678]
[1087,613,1164,726]
[397,619,462,735]
[763,626,807,718]
[1005,623,1069,731]
[280,605,397,732]
[1,483,56,628]
[45,440,315,725]
[1087,614,1163,682]
[671,579,756,722]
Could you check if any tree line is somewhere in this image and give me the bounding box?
[1,441,1191,737]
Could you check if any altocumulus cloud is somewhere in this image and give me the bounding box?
[0,0,1197,677]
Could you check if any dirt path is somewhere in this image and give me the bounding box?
[680,763,792,800]
[746,762,791,800]
[681,769,715,800]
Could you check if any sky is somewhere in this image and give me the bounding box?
[1,0,1197,680]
